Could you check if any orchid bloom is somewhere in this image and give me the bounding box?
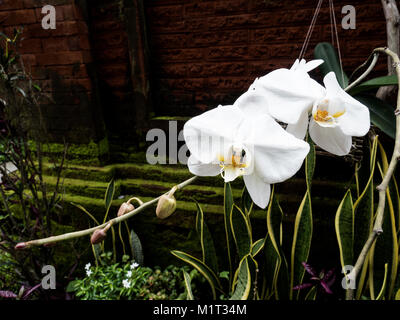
[183,105,310,209]
[238,60,370,156]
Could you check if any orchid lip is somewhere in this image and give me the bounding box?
[218,145,253,180]
[313,99,346,127]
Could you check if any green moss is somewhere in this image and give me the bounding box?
[29,138,110,166]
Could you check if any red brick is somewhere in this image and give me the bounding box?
[207,77,252,90]
[0,0,24,11]
[184,2,215,17]
[157,48,204,62]
[215,0,249,15]
[160,78,205,90]
[21,54,37,67]
[50,64,89,78]
[18,38,43,54]
[0,9,37,26]
[36,51,91,65]
[42,37,70,52]
[206,46,248,60]
[67,35,91,51]
[147,5,183,20]
[23,0,72,9]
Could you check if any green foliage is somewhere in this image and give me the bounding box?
[67,253,191,300]
[172,137,315,300]
[314,42,349,88]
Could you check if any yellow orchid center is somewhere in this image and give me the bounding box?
[313,100,345,124]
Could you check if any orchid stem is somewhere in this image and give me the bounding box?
[346,47,400,300]
[16,176,198,249]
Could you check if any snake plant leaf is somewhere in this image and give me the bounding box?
[354,94,396,139]
[195,200,218,274]
[395,288,400,300]
[230,255,258,300]
[335,189,354,269]
[230,205,252,260]
[171,250,222,300]
[103,179,115,223]
[353,137,378,299]
[290,190,313,300]
[305,133,316,190]
[348,75,398,96]
[241,186,254,217]
[304,286,317,300]
[314,42,349,88]
[224,183,235,285]
[376,264,389,300]
[183,270,194,300]
[251,238,265,258]
[71,202,100,225]
[265,189,289,300]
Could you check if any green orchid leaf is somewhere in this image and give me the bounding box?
[354,94,396,139]
[348,75,398,96]
[314,42,348,88]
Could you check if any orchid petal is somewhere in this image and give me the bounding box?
[323,73,370,137]
[302,59,324,72]
[183,105,244,163]
[243,173,271,209]
[243,114,310,184]
[286,109,310,139]
[254,68,324,124]
[187,155,221,177]
[233,90,269,119]
[309,118,352,156]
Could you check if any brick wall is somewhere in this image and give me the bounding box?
[144,0,389,116]
[0,0,394,144]
[0,0,105,143]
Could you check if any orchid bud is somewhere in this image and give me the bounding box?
[90,229,107,244]
[117,202,134,217]
[15,242,28,250]
[156,194,177,219]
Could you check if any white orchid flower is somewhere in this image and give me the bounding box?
[242,59,325,136]
[183,105,310,209]
[238,59,370,156]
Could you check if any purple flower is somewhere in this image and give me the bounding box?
[293,262,336,295]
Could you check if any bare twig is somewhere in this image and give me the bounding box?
[15,176,198,249]
[346,47,400,300]
[377,0,400,100]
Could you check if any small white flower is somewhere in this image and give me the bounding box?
[130,262,139,270]
[126,271,132,278]
[86,269,92,277]
[122,279,131,289]
[85,263,91,271]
